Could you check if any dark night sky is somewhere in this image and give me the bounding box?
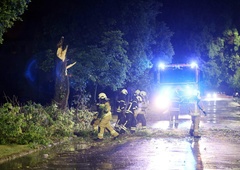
[0,0,239,103]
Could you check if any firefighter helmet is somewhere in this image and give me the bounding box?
[121,89,128,95]
[136,96,143,102]
[98,92,108,100]
[140,90,147,97]
[134,89,140,96]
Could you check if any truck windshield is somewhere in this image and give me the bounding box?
[160,67,196,83]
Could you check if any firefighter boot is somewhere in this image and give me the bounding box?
[189,129,194,136]
[194,135,201,138]
[193,131,201,138]
[94,138,103,142]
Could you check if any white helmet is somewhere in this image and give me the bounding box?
[121,89,128,95]
[140,91,147,97]
[136,96,142,102]
[134,89,140,96]
[98,93,108,100]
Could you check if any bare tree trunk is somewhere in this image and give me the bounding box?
[54,37,70,110]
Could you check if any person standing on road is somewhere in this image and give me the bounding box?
[115,89,128,134]
[136,90,148,130]
[169,87,183,128]
[188,91,207,138]
[94,92,119,142]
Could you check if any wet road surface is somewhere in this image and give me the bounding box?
[0,98,240,170]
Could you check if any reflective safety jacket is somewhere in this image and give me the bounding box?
[188,100,204,116]
[117,93,127,113]
[126,102,134,114]
[97,101,111,119]
[126,96,138,114]
[170,97,181,112]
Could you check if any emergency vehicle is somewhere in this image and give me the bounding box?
[152,62,200,115]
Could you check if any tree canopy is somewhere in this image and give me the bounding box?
[34,0,174,103]
[204,28,240,92]
[0,0,31,44]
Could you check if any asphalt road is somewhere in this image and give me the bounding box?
[0,97,239,170]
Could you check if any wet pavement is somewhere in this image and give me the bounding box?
[0,98,240,170]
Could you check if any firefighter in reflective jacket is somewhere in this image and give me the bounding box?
[94,93,119,141]
[115,89,128,134]
[169,88,183,128]
[136,90,148,130]
[188,91,207,138]
[125,90,140,133]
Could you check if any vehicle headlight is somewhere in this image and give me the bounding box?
[207,93,211,98]
[206,92,217,100]
[183,86,199,99]
[153,95,171,110]
[212,93,217,99]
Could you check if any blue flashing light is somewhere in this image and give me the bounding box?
[190,62,198,68]
[158,63,165,70]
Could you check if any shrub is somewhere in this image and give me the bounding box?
[73,109,95,136]
[0,102,95,145]
[0,103,23,144]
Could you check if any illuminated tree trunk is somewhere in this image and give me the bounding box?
[54,37,70,110]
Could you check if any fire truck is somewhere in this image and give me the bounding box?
[152,62,200,115]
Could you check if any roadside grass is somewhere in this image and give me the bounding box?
[0,145,32,159]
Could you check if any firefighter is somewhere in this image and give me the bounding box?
[136,90,148,130]
[115,89,128,134]
[169,87,183,128]
[125,90,140,133]
[140,90,149,105]
[188,91,207,138]
[94,93,119,142]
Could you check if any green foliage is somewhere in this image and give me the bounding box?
[73,109,94,132]
[0,0,31,44]
[0,102,95,145]
[202,61,222,89]
[0,103,23,144]
[206,28,240,91]
[231,67,240,91]
[152,22,175,63]
[118,0,168,85]
[33,0,172,96]
[97,30,131,90]
[67,30,130,92]
[71,92,91,110]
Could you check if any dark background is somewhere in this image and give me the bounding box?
[0,0,239,104]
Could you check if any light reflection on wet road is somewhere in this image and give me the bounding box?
[0,98,239,170]
[11,138,203,170]
[107,138,201,170]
